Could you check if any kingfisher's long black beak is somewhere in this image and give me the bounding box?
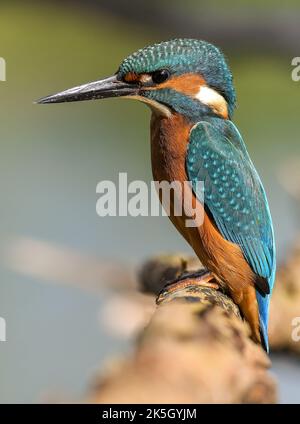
[36,75,138,104]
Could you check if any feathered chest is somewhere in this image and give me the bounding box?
[150,113,192,183]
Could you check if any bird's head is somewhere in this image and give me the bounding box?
[38,39,236,121]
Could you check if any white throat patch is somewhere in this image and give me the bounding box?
[195,86,228,118]
[124,95,171,118]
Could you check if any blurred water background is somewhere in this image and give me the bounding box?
[0,0,299,403]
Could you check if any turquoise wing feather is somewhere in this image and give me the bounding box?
[186,119,276,350]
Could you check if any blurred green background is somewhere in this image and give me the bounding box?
[0,0,300,403]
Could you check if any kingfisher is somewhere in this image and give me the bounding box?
[37,39,276,351]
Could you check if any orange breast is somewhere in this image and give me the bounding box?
[150,112,261,343]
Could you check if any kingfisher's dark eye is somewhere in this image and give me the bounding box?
[151,69,170,84]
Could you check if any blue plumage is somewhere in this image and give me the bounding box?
[118,39,236,118]
[187,117,276,351]
[38,37,276,351]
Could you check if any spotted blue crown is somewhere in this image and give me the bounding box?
[118,39,236,117]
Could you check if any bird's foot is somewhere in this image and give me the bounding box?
[157,269,219,304]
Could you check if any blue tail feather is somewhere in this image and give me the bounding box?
[256,291,270,352]
[256,265,276,353]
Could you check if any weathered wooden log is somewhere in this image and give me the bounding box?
[85,255,277,404]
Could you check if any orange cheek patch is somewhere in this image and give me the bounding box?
[124,72,139,83]
[152,73,206,96]
[124,72,206,94]
[124,72,152,84]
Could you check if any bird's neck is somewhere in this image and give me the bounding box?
[150,112,192,183]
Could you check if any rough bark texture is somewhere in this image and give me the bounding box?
[84,255,277,404]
